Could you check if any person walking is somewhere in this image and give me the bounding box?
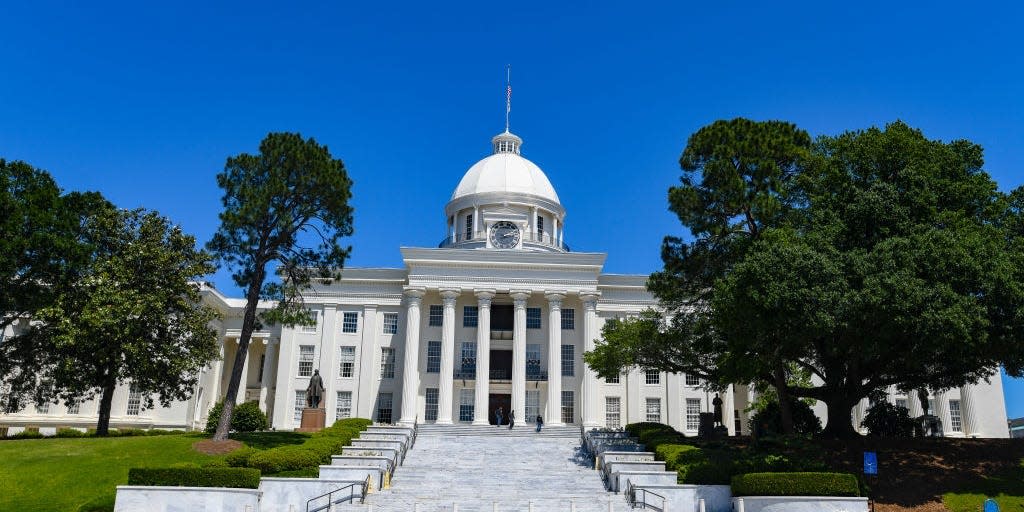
[508,409,515,430]
[536,414,544,433]
[495,406,504,426]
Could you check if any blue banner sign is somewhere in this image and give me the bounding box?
[863,451,878,475]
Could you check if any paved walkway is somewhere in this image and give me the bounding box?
[339,425,628,512]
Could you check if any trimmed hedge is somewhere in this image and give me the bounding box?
[624,422,686,451]
[730,472,860,497]
[127,467,261,489]
[241,417,372,474]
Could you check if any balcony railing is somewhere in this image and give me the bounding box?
[438,230,570,252]
[452,368,548,381]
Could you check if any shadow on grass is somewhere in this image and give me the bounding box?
[943,458,1024,512]
[230,431,311,450]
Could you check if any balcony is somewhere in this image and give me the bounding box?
[438,230,570,252]
[450,368,548,381]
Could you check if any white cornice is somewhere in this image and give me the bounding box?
[401,247,606,270]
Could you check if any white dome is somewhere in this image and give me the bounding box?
[450,132,560,204]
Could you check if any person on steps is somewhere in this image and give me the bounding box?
[495,406,503,426]
[536,415,544,433]
[509,409,515,430]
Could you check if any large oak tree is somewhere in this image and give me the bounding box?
[207,132,353,441]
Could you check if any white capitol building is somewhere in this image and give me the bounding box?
[0,128,1011,438]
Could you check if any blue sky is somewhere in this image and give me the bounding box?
[2,1,1022,419]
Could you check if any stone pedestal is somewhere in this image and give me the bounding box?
[297,408,325,432]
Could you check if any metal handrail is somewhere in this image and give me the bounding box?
[626,481,665,511]
[305,479,368,512]
[438,230,571,252]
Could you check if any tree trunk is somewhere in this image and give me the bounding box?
[773,363,795,435]
[95,380,116,436]
[820,396,858,439]
[212,276,263,441]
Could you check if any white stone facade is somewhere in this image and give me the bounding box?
[0,129,1009,438]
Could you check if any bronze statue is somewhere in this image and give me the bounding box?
[712,393,724,427]
[306,369,325,408]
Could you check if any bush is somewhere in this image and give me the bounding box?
[201,459,230,468]
[56,428,86,438]
[127,467,260,489]
[623,422,685,451]
[749,400,822,437]
[77,493,115,512]
[225,446,257,467]
[205,401,269,434]
[861,401,914,438]
[116,428,148,437]
[731,472,860,497]
[11,429,45,439]
[247,447,321,474]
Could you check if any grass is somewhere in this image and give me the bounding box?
[942,457,1024,512]
[0,431,309,512]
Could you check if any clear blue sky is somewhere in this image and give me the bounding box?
[2,1,1022,419]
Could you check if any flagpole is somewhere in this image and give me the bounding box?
[505,64,511,133]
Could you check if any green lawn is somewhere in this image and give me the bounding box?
[0,432,306,512]
[943,458,1024,512]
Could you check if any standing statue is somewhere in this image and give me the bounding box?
[712,393,724,427]
[306,369,325,408]
[918,389,930,416]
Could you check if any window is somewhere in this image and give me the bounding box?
[537,216,544,238]
[685,374,699,386]
[429,305,443,326]
[928,398,936,416]
[382,313,399,334]
[646,398,661,423]
[380,348,396,379]
[35,402,50,414]
[376,392,393,424]
[339,346,355,378]
[686,398,701,431]
[606,374,620,384]
[126,388,142,416]
[426,341,441,373]
[526,307,542,329]
[301,311,318,333]
[459,388,475,422]
[425,388,439,421]
[526,344,542,379]
[645,369,660,385]
[525,390,540,421]
[463,306,478,327]
[336,391,352,420]
[561,308,575,330]
[461,341,476,374]
[606,397,621,428]
[561,390,575,424]
[258,354,266,383]
[342,312,359,333]
[298,345,315,377]
[949,399,962,433]
[895,398,908,411]
[66,401,80,415]
[294,391,305,421]
[465,214,473,239]
[561,344,574,376]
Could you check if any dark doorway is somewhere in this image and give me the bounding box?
[490,350,513,381]
[488,393,512,425]
[491,305,513,331]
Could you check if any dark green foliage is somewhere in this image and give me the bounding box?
[730,472,860,497]
[207,132,354,441]
[11,430,44,439]
[624,422,686,451]
[127,467,260,489]
[225,446,257,467]
[205,401,268,434]
[861,401,914,438]
[750,400,822,437]
[56,428,86,438]
[246,447,322,474]
[235,418,370,474]
[76,493,115,512]
[201,459,229,468]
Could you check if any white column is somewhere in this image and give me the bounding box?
[473,290,495,425]
[212,340,226,400]
[934,390,950,436]
[436,289,460,424]
[724,384,736,436]
[580,292,601,427]
[356,305,379,418]
[399,288,425,425]
[473,206,480,238]
[546,292,565,426]
[259,340,277,414]
[511,290,531,424]
[235,339,250,404]
[907,389,923,418]
[960,383,978,437]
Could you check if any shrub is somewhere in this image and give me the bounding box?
[749,400,822,437]
[201,459,230,468]
[11,429,45,439]
[77,493,115,512]
[247,447,321,474]
[205,401,269,434]
[225,446,257,467]
[623,422,685,451]
[116,428,148,437]
[127,467,260,489]
[241,416,371,473]
[730,472,860,497]
[861,401,914,438]
[56,428,86,438]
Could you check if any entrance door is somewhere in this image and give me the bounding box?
[490,350,513,381]
[488,393,512,425]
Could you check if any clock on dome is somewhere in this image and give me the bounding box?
[489,221,521,249]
